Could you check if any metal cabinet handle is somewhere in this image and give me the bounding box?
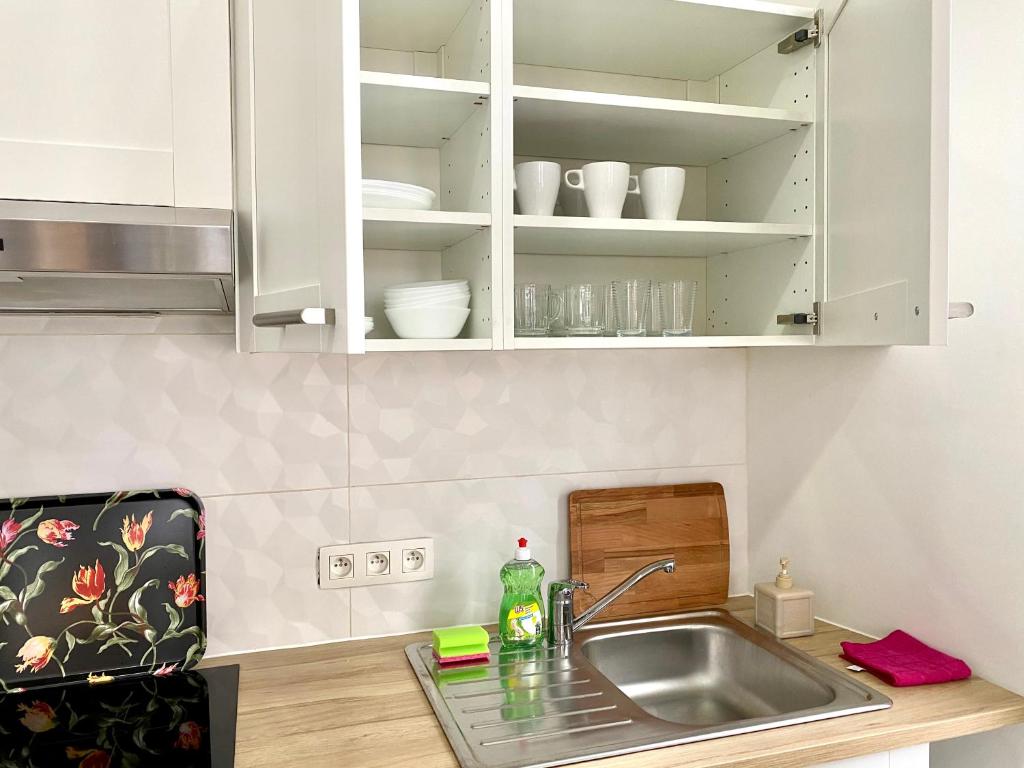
[252,308,335,327]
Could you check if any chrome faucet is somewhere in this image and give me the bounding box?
[547,558,676,648]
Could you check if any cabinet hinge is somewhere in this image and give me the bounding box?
[777,301,820,334]
[778,11,822,53]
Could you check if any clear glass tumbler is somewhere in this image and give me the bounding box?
[563,283,606,336]
[514,283,562,337]
[612,279,651,337]
[653,280,698,336]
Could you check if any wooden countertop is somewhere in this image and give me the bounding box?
[201,597,1024,768]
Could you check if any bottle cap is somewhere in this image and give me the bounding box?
[776,557,793,589]
[515,537,531,560]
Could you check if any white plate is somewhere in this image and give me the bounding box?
[362,179,436,211]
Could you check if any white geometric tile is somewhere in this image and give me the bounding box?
[203,489,350,656]
[348,464,747,637]
[0,334,348,498]
[348,349,746,486]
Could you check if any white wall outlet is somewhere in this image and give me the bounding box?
[402,547,426,573]
[366,551,390,576]
[318,538,434,589]
[329,554,354,580]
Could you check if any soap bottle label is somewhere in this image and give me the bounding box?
[506,601,542,640]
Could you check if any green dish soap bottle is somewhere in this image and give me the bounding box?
[499,538,545,649]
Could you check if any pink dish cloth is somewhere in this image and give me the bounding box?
[840,630,972,687]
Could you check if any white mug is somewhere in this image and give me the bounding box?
[639,167,686,220]
[513,161,561,216]
[564,162,639,219]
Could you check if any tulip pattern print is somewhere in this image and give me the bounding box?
[0,490,207,692]
[0,663,224,768]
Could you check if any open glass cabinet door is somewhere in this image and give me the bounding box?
[818,0,949,346]
[235,0,365,353]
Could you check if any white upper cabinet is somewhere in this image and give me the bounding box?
[236,0,949,353]
[0,0,231,209]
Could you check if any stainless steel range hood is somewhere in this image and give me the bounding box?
[0,200,234,314]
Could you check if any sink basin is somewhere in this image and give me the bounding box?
[407,609,891,768]
[580,618,835,726]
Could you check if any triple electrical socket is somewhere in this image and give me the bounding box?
[317,538,434,589]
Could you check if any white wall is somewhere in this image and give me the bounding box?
[747,0,1024,764]
[0,317,749,656]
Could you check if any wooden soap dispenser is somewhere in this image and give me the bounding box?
[754,557,815,638]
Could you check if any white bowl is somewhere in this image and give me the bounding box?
[385,279,467,294]
[385,287,469,301]
[385,294,471,310]
[362,180,436,211]
[385,305,471,339]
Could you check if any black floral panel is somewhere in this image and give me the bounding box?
[0,490,207,692]
[0,665,238,768]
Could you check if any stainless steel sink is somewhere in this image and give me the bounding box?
[407,609,891,768]
[580,616,836,726]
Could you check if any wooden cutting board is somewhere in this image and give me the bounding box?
[568,482,729,620]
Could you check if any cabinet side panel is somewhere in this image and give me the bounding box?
[444,0,490,81]
[708,128,814,225]
[720,40,815,111]
[440,107,491,214]
[707,238,814,337]
[442,230,494,341]
[233,0,256,351]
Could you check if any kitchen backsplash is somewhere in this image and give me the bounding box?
[0,328,747,656]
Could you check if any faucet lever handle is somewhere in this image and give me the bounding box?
[550,578,588,597]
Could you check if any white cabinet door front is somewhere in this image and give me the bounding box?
[237,0,363,353]
[819,0,949,346]
[816,743,929,767]
[0,0,231,209]
[0,0,175,206]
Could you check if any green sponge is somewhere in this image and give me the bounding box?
[432,625,490,665]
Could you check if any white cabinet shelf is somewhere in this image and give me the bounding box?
[514,86,812,165]
[364,209,490,251]
[361,71,489,148]
[513,335,816,350]
[514,0,813,82]
[515,216,811,257]
[365,338,493,353]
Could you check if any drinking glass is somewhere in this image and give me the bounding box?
[602,283,620,336]
[514,283,562,337]
[563,283,606,336]
[652,280,698,336]
[612,279,651,337]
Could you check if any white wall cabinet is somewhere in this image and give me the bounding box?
[235,0,948,353]
[0,0,232,210]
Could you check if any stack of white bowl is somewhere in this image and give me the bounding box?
[384,280,471,339]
